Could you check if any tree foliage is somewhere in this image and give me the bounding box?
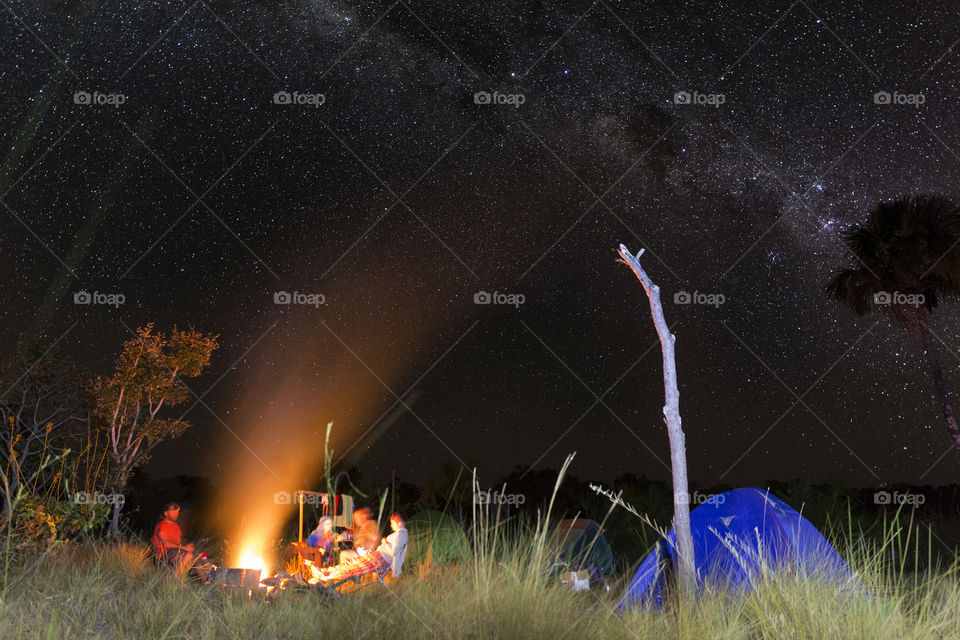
[93,324,218,535]
[826,194,960,331]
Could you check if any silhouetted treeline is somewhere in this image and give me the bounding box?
[124,464,960,572]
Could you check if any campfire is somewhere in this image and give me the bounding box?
[202,538,272,594]
[237,546,269,583]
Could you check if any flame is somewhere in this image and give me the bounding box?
[237,545,268,582]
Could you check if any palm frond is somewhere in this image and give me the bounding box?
[824,268,880,315]
[828,194,960,322]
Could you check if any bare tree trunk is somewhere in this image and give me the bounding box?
[919,324,960,469]
[108,469,129,539]
[618,244,697,598]
[109,499,122,539]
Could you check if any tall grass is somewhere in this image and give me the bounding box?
[1,513,960,639]
[3,466,960,639]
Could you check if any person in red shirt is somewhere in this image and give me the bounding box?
[151,502,194,570]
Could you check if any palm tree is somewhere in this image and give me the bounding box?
[826,195,960,469]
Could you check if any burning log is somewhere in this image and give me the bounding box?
[208,567,264,589]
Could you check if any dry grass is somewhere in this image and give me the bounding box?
[1,531,959,640]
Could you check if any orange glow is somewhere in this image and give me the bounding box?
[237,544,268,582]
[208,269,445,580]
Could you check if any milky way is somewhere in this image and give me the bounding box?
[2,0,960,488]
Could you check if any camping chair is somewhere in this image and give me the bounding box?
[321,541,408,594]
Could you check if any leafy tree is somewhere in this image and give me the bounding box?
[94,324,218,537]
[826,195,960,469]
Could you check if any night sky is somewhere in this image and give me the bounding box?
[3,0,960,490]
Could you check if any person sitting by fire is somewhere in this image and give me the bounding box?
[307,512,407,584]
[338,506,379,561]
[151,502,195,570]
[296,516,336,564]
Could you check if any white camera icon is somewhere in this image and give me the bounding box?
[674,290,692,304]
[274,491,291,504]
[73,91,92,105]
[873,91,892,105]
[474,91,491,105]
[273,91,292,105]
[473,291,492,304]
[274,291,292,304]
[74,291,92,304]
[874,491,891,505]
[673,91,692,104]
[873,291,891,305]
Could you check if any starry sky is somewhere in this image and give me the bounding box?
[3,0,960,490]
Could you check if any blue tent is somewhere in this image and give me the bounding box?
[620,488,856,610]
